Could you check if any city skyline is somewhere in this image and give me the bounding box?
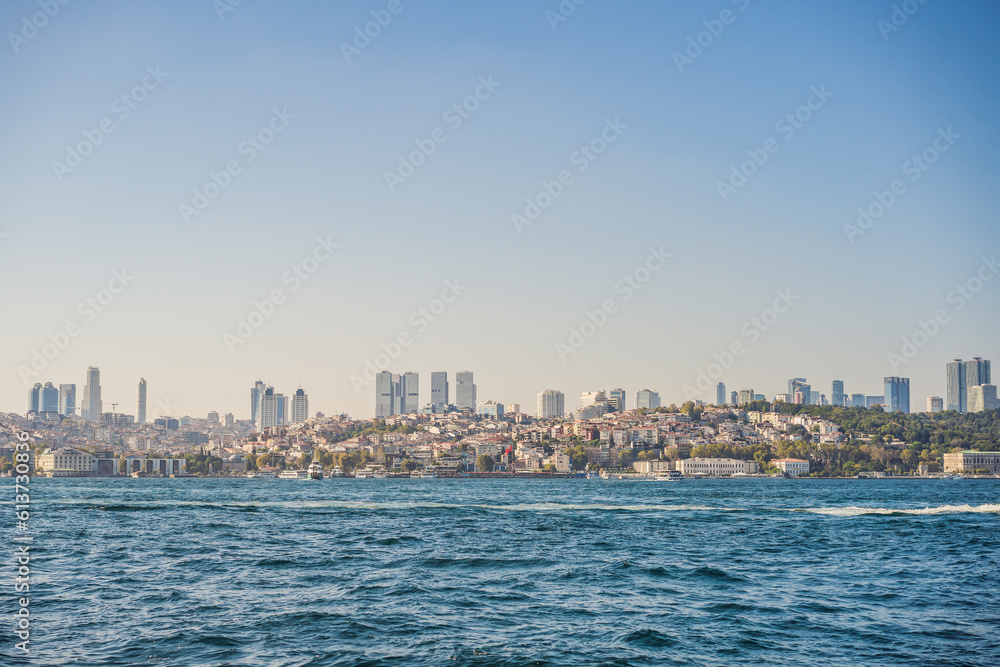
[12,353,1000,421]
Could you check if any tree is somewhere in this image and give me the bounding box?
[401,459,418,472]
[475,455,495,472]
[0,456,11,474]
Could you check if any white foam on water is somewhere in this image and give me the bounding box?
[800,504,1000,516]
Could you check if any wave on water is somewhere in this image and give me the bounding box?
[800,504,1000,516]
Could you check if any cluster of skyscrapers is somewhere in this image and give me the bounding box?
[374,371,477,418]
[251,380,310,430]
[943,357,995,413]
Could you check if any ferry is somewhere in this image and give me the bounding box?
[247,468,277,479]
[353,470,371,479]
[373,469,388,479]
[653,470,682,481]
[329,466,345,478]
[307,461,323,480]
[412,470,437,479]
[279,469,309,480]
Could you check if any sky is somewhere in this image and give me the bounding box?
[1,0,999,420]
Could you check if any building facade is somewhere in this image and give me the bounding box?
[537,390,565,418]
[58,384,76,417]
[773,458,810,477]
[430,371,449,410]
[677,458,759,476]
[82,366,102,422]
[883,377,910,413]
[291,388,309,424]
[456,371,476,411]
[943,450,1000,474]
[636,389,660,410]
[137,378,147,424]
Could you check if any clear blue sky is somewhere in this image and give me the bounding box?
[2,0,998,419]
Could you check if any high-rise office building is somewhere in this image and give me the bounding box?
[39,382,58,412]
[809,390,819,405]
[82,367,102,422]
[866,395,884,408]
[430,371,449,410]
[965,356,991,390]
[716,382,726,406]
[58,384,76,417]
[375,371,395,418]
[537,390,565,418]
[137,378,147,424]
[737,388,755,405]
[968,384,998,413]
[851,393,866,408]
[291,388,309,423]
[831,380,845,408]
[207,411,220,423]
[256,386,277,430]
[788,378,807,397]
[731,390,738,405]
[927,396,943,413]
[636,389,660,410]
[224,413,235,427]
[884,376,910,413]
[28,383,41,413]
[251,380,266,423]
[580,391,608,409]
[401,372,419,414]
[609,388,626,412]
[774,393,791,403]
[275,393,287,425]
[456,371,476,411]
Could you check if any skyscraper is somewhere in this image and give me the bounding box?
[851,393,866,408]
[884,377,910,413]
[28,383,41,413]
[430,371,449,410]
[537,390,565,418]
[968,384,998,413]
[40,382,58,412]
[737,388,755,405]
[788,378,807,397]
[275,393,287,425]
[731,390,738,405]
[251,380,266,423]
[636,389,660,410]
[716,382,726,406]
[291,387,309,423]
[456,371,476,411]
[965,356,991,389]
[82,367,102,422]
[58,384,76,417]
[831,380,845,408]
[401,372,419,414]
[137,378,147,424]
[609,388,626,412]
[375,371,395,418]
[926,396,943,413]
[256,386,278,431]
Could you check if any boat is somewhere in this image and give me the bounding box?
[586,472,600,480]
[412,470,437,479]
[653,470,682,481]
[307,460,323,480]
[130,471,146,478]
[329,467,345,478]
[353,470,371,479]
[278,469,309,480]
[249,467,278,479]
[373,470,388,479]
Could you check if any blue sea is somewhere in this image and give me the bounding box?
[8,477,1000,666]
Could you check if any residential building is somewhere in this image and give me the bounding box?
[256,386,280,430]
[773,458,810,477]
[137,378,147,424]
[537,390,565,418]
[883,377,910,413]
[291,388,309,424]
[926,396,943,413]
[456,371,477,410]
[430,371,449,410]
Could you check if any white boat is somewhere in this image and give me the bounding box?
[307,461,323,480]
[353,470,371,479]
[248,468,277,479]
[279,469,309,480]
[653,470,682,481]
[329,467,345,478]
[373,470,388,479]
[412,471,437,479]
